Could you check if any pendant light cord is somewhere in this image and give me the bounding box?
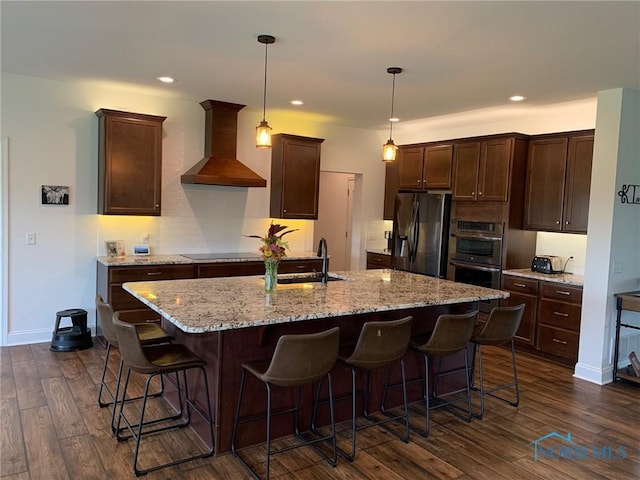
[262,42,268,122]
[389,72,396,139]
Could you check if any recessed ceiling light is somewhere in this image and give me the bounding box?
[290,100,304,106]
[509,95,526,102]
[389,117,400,122]
[157,76,175,84]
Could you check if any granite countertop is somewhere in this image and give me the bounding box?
[97,251,319,267]
[502,268,584,287]
[123,269,509,333]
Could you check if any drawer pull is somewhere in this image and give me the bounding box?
[147,272,163,276]
[553,311,569,317]
[514,283,527,288]
[555,290,571,296]
[296,265,305,269]
[552,338,567,345]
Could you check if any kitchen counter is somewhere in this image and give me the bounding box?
[123,269,508,333]
[97,251,319,267]
[365,248,392,256]
[502,268,584,287]
[122,268,507,454]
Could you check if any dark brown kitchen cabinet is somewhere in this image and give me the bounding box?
[96,109,166,215]
[270,134,324,219]
[397,144,452,190]
[501,275,537,346]
[452,137,514,202]
[501,273,583,366]
[366,252,392,269]
[523,131,594,233]
[195,259,324,278]
[95,262,194,345]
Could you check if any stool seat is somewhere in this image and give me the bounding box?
[51,308,92,352]
[143,344,206,372]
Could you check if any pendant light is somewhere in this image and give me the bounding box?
[382,67,403,162]
[256,34,276,148]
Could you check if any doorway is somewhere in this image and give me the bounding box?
[314,172,355,271]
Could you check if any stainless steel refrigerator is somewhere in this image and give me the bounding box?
[391,191,451,277]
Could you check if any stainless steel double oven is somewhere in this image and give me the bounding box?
[447,220,504,313]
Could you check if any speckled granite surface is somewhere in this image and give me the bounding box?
[123,269,509,333]
[503,268,584,287]
[97,251,319,267]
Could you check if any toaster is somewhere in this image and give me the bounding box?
[531,255,563,274]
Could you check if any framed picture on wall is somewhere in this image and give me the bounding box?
[41,185,70,205]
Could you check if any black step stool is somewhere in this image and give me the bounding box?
[51,308,93,352]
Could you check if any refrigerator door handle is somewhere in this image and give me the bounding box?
[408,198,419,263]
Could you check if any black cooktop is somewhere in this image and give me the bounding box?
[180,252,261,260]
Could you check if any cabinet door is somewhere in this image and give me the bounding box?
[523,137,568,230]
[383,160,399,220]
[97,109,165,216]
[478,138,512,202]
[270,135,323,219]
[563,135,593,233]
[423,145,453,189]
[452,142,480,200]
[397,147,425,189]
[501,292,537,346]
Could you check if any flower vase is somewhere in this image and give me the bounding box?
[264,261,279,292]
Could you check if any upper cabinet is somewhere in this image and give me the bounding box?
[96,109,166,216]
[452,136,517,202]
[270,134,324,219]
[397,144,453,190]
[524,131,594,233]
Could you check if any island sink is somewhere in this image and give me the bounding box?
[277,272,345,284]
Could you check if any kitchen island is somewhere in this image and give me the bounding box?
[123,269,508,453]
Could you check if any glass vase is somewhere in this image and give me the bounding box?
[264,261,279,292]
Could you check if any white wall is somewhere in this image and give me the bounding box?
[0,73,381,345]
[575,88,640,384]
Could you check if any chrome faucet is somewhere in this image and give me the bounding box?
[316,237,329,284]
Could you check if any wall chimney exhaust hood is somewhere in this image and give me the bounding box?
[181,100,267,187]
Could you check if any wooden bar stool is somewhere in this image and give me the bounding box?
[410,310,478,437]
[112,314,214,476]
[470,304,524,419]
[231,327,340,480]
[95,295,173,432]
[322,316,413,462]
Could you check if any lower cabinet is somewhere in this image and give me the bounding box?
[366,252,392,269]
[195,259,323,278]
[502,274,582,365]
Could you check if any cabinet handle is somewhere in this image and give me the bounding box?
[471,191,475,196]
[296,265,305,269]
[565,221,570,225]
[478,191,483,195]
[417,180,421,185]
[552,338,568,345]
[147,272,163,276]
[284,209,287,213]
[556,220,560,224]
[514,283,527,288]
[555,290,571,296]
[553,311,569,317]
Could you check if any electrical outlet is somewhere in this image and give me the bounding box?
[613,260,623,274]
[26,232,36,245]
[142,233,150,244]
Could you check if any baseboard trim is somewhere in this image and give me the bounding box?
[6,322,97,347]
[573,362,613,385]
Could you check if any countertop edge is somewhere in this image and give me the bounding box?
[97,251,320,267]
[502,268,584,287]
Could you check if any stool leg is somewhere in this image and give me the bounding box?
[231,369,247,458]
[97,342,113,407]
[265,382,273,480]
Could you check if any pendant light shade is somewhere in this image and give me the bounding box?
[382,67,402,162]
[256,34,276,148]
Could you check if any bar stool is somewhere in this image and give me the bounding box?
[112,314,214,476]
[324,316,413,462]
[470,304,524,419]
[231,327,340,480]
[410,310,478,437]
[95,295,173,431]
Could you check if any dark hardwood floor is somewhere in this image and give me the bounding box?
[1,342,638,479]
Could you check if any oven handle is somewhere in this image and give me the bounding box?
[449,259,501,273]
[451,233,503,242]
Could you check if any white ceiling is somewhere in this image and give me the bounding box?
[2,1,639,129]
